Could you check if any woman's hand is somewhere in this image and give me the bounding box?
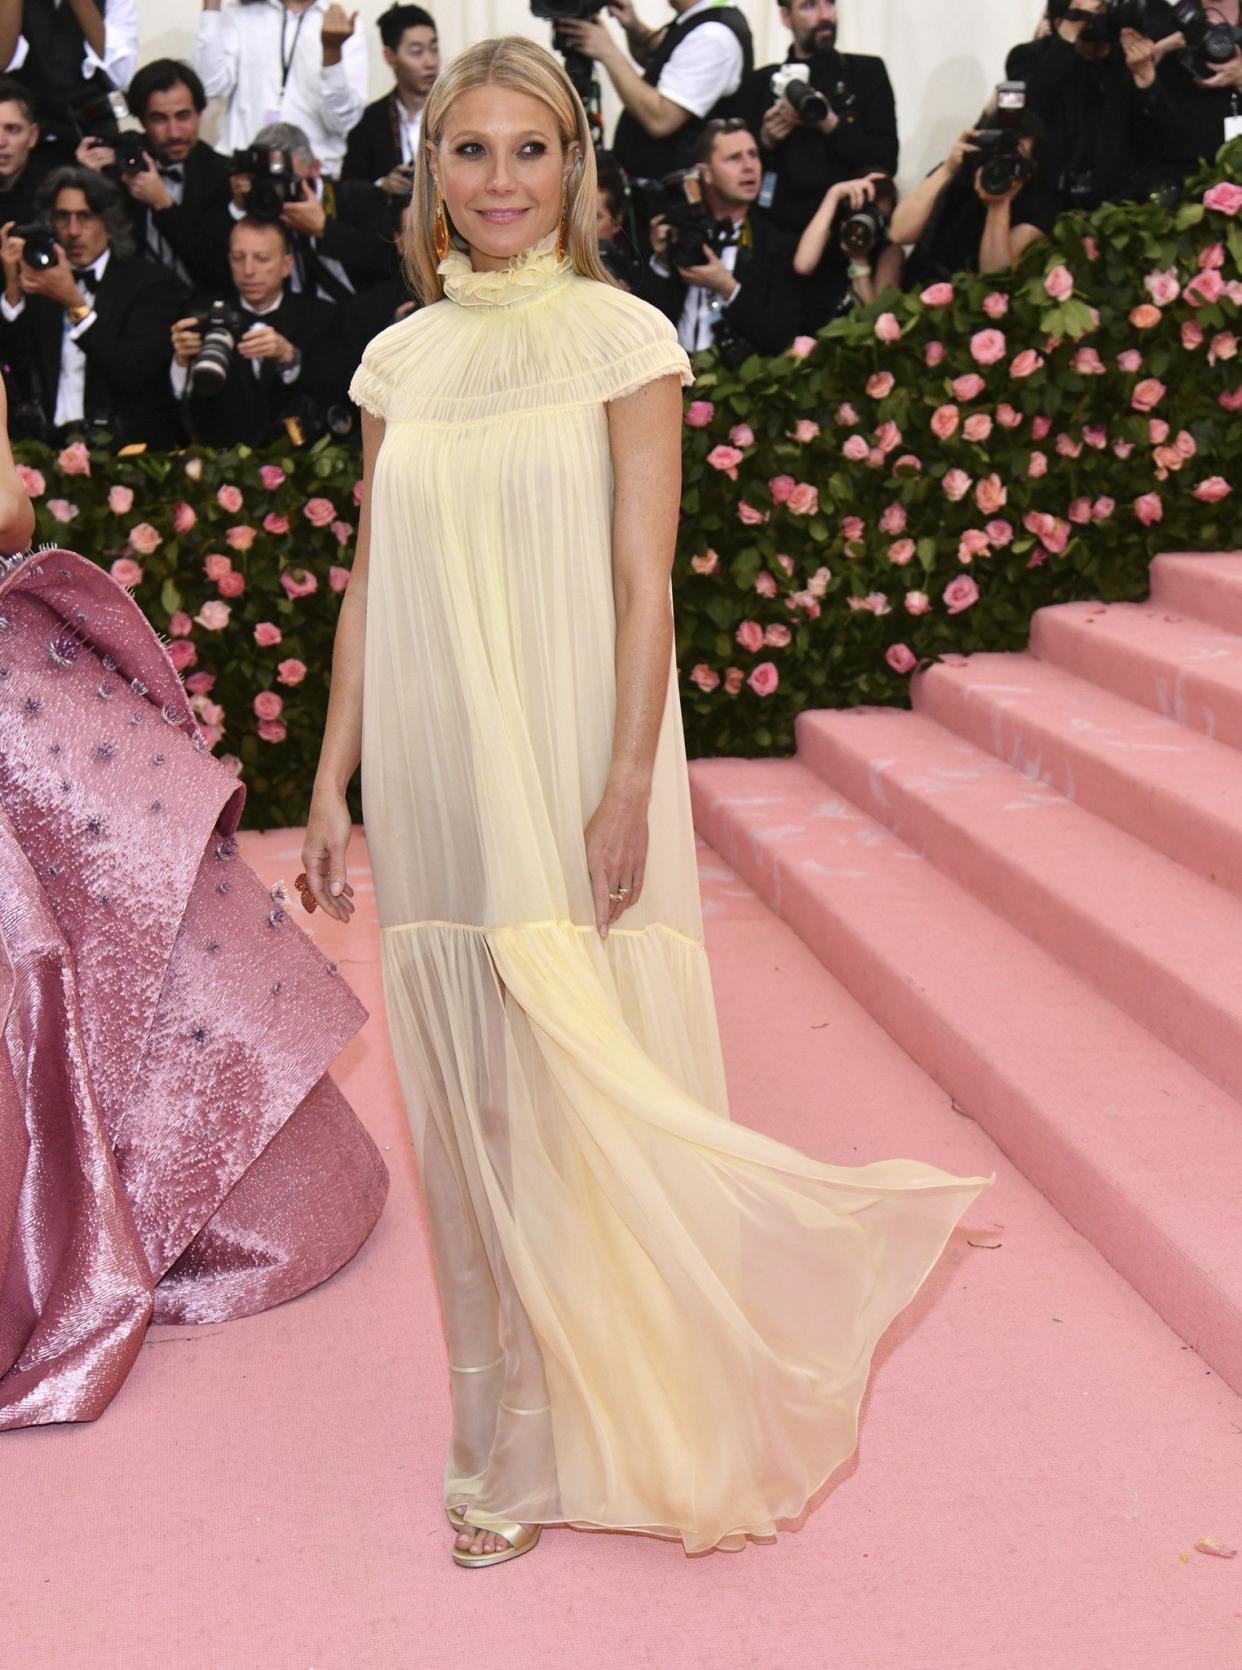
[585,786,647,939]
[301,787,356,924]
[947,128,980,175]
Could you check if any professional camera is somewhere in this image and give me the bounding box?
[972,81,1036,195]
[111,133,152,175]
[66,81,131,144]
[187,299,249,396]
[1170,0,1242,76]
[230,146,303,221]
[633,168,741,270]
[530,0,606,100]
[770,64,831,126]
[1048,0,1155,39]
[835,181,896,257]
[10,221,59,270]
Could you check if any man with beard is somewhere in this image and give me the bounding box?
[342,5,439,197]
[743,0,897,239]
[75,59,234,294]
[0,75,51,227]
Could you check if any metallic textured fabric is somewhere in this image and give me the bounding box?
[0,548,388,1431]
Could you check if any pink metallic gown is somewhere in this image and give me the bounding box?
[0,547,387,1430]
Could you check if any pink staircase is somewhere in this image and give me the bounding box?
[689,551,1242,1394]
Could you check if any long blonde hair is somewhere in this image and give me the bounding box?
[404,35,618,305]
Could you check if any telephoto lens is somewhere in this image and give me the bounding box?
[188,300,248,397]
[11,223,58,270]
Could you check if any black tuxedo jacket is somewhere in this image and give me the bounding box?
[295,178,400,301]
[178,287,340,449]
[128,143,235,295]
[342,93,405,184]
[0,252,187,446]
[637,211,807,358]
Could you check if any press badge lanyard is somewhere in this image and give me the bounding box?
[279,5,309,98]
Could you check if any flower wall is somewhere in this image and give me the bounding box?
[15,147,1242,830]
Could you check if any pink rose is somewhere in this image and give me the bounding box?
[747,661,779,697]
[1149,417,1170,443]
[277,658,307,686]
[303,497,337,528]
[1023,511,1070,554]
[1031,415,1053,440]
[1174,429,1197,459]
[217,569,245,598]
[736,619,765,653]
[185,672,215,696]
[167,638,196,671]
[755,570,777,598]
[216,483,243,514]
[108,484,134,515]
[970,329,1006,366]
[254,621,283,647]
[952,373,986,401]
[729,423,755,448]
[195,600,231,631]
[879,503,907,535]
[15,464,44,497]
[1116,349,1143,373]
[257,719,287,745]
[690,549,720,575]
[808,565,831,598]
[996,403,1022,429]
[893,453,923,475]
[791,418,820,442]
[1043,264,1074,300]
[921,282,954,307]
[1220,387,1242,412]
[684,400,715,428]
[1055,433,1083,459]
[841,515,865,543]
[874,420,903,455]
[874,312,901,343]
[1129,304,1162,330]
[110,557,143,586]
[963,413,993,443]
[1026,448,1050,480]
[1131,378,1166,412]
[843,434,870,462]
[332,520,353,546]
[184,456,203,482]
[1193,476,1232,502]
[930,403,959,440]
[351,478,364,506]
[866,447,886,470]
[764,623,792,648]
[168,611,193,637]
[943,575,979,614]
[836,402,860,426]
[1134,492,1164,526]
[1082,424,1108,448]
[173,499,197,533]
[942,468,972,502]
[1145,268,1180,306]
[1010,349,1044,379]
[737,501,769,525]
[786,482,819,515]
[1071,347,1106,375]
[866,370,895,399]
[192,698,223,728]
[885,643,917,675]
[1200,241,1226,270]
[127,522,161,554]
[1186,269,1225,307]
[1092,497,1115,521]
[263,512,291,535]
[983,292,1010,319]
[226,525,256,552]
[888,538,916,566]
[1082,235,1099,261]
[904,590,931,615]
[775,553,794,575]
[1204,181,1242,216]
[768,473,796,504]
[253,690,284,722]
[690,663,720,693]
[1210,331,1238,363]
[329,564,351,592]
[1068,497,1093,525]
[957,528,990,563]
[56,440,90,476]
[281,567,319,600]
[204,552,232,581]
[723,668,744,695]
[985,518,1013,546]
[1114,440,1136,458]
[847,592,890,616]
[707,444,744,479]
[924,340,946,367]
[259,464,286,490]
[786,336,817,360]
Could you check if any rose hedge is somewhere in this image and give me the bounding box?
[15,143,1242,829]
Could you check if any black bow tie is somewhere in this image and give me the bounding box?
[72,267,97,292]
[158,165,183,183]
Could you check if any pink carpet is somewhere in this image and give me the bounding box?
[4,823,1239,1669]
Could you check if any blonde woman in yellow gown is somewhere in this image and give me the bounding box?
[302,34,992,1570]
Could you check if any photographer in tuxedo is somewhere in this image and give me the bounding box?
[639,117,806,359]
[75,59,233,294]
[0,165,185,446]
[0,0,137,153]
[169,214,339,448]
[342,4,438,196]
[0,75,51,226]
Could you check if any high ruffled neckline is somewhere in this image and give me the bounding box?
[438,227,573,308]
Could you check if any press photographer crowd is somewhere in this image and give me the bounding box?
[0,0,1239,452]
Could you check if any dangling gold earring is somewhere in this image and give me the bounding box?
[556,181,569,262]
[433,186,451,262]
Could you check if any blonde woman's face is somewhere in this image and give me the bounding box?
[431,86,578,271]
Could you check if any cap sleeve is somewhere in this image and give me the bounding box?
[348,350,388,420]
[597,296,694,403]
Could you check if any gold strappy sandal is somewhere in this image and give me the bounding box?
[450,1518,542,1569]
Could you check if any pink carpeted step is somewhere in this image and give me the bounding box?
[689,754,1242,1394]
[1030,599,1242,750]
[914,650,1242,896]
[794,706,1242,1107]
[1150,550,1242,635]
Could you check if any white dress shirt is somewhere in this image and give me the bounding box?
[396,100,422,167]
[0,247,111,426]
[226,174,352,300]
[649,236,742,353]
[194,0,368,177]
[4,0,138,95]
[656,0,745,119]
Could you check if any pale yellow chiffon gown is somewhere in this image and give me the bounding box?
[349,228,992,1554]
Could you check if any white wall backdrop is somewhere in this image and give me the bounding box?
[141,0,1046,184]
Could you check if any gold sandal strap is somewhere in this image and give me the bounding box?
[448,1355,504,1374]
[499,1401,551,1416]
